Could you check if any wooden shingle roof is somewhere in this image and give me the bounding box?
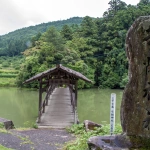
[24,64,92,84]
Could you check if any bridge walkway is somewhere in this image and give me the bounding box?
[37,88,75,128]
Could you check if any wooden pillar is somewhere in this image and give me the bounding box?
[46,85,51,106]
[75,80,78,107]
[74,80,78,124]
[42,101,45,113]
[45,88,49,106]
[69,84,73,106]
[42,84,48,112]
[38,79,42,123]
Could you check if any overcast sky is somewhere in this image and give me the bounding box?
[0,0,140,36]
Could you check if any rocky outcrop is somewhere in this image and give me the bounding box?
[121,16,150,137]
[83,120,102,131]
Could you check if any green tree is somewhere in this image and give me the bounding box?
[139,0,150,5]
[80,16,96,37]
[103,0,127,17]
[61,25,73,40]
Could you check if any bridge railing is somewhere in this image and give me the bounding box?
[38,85,55,122]
[71,91,78,124]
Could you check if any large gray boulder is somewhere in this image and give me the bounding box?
[121,16,150,140]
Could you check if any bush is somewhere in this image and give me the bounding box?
[2,62,10,67]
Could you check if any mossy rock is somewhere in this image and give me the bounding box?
[129,135,150,149]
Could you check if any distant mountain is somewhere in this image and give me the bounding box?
[0,17,83,56]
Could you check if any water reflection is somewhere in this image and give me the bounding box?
[0,88,38,127]
[0,88,123,127]
[78,88,123,124]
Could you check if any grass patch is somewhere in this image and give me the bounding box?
[0,129,10,134]
[16,121,38,131]
[0,123,4,128]
[0,145,13,150]
[0,123,10,134]
[64,123,122,150]
[23,121,38,129]
[18,135,34,145]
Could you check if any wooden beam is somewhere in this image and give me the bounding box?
[49,79,76,85]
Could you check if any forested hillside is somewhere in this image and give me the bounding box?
[2,0,150,89]
[0,17,83,56]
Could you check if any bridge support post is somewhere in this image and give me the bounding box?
[75,80,78,108]
[74,80,79,124]
[68,84,73,106]
[42,102,45,113]
[46,85,51,106]
[38,79,42,123]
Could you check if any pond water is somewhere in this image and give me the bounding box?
[78,88,123,124]
[0,87,123,127]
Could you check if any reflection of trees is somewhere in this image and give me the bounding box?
[0,88,123,127]
[0,88,38,127]
[78,89,122,124]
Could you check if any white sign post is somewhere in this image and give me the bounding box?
[110,93,116,135]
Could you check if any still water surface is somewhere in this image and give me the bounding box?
[0,88,123,127]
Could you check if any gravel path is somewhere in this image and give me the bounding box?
[0,128,75,150]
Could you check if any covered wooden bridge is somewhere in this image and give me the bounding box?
[24,64,92,128]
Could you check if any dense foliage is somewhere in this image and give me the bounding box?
[16,26,94,88]
[0,17,83,56]
[2,0,150,88]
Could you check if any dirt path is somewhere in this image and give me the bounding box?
[0,128,75,150]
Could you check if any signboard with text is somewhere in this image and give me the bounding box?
[110,93,116,135]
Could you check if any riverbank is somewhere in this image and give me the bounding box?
[0,128,75,150]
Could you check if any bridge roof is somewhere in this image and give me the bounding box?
[24,64,92,84]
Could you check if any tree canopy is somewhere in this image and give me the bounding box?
[4,0,150,89]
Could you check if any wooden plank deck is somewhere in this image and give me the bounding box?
[37,87,74,128]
